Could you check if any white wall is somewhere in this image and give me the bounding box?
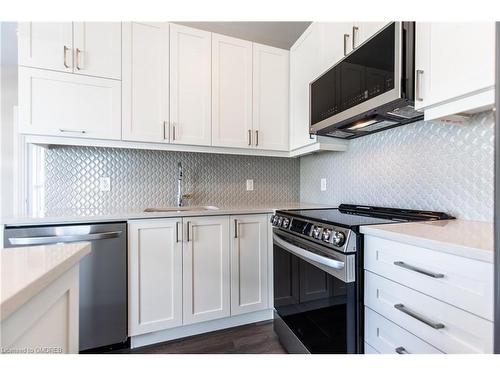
[0,22,18,219]
[300,112,494,222]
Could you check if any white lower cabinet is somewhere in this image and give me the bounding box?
[183,216,231,325]
[128,219,183,336]
[365,271,493,354]
[18,66,121,140]
[365,307,442,354]
[230,215,269,315]
[128,214,271,341]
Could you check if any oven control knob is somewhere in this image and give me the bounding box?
[282,218,290,228]
[277,217,283,226]
[270,215,276,224]
[272,215,279,226]
[312,226,323,239]
[322,229,332,242]
[332,231,345,247]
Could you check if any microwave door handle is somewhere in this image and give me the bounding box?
[8,231,122,246]
[273,233,345,270]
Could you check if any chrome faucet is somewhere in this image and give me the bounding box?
[176,162,183,207]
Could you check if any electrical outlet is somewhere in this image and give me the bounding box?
[99,177,111,192]
[320,178,327,191]
[246,179,254,191]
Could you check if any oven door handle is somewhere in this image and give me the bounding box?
[273,233,345,270]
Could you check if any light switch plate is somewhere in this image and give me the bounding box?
[320,178,327,191]
[246,179,254,191]
[99,177,111,192]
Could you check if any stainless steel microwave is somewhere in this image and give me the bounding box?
[310,22,423,139]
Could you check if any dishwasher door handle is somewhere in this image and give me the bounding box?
[8,231,122,246]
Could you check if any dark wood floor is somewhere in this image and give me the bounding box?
[117,321,287,354]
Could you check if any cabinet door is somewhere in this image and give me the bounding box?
[128,219,183,336]
[354,22,389,47]
[230,215,269,315]
[320,22,353,71]
[252,43,289,151]
[18,22,73,72]
[415,22,495,111]
[169,24,212,146]
[183,216,230,324]
[289,23,323,150]
[18,67,121,140]
[73,22,122,79]
[122,22,169,143]
[211,33,253,148]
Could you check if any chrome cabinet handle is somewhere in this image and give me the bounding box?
[234,219,238,239]
[352,26,359,49]
[416,70,424,101]
[186,221,190,242]
[394,304,445,330]
[163,121,168,140]
[75,48,82,70]
[394,261,444,279]
[343,34,350,56]
[8,231,122,246]
[395,346,409,354]
[172,123,176,141]
[63,45,70,68]
[59,128,86,134]
[176,222,180,243]
[255,130,259,147]
[248,129,252,146]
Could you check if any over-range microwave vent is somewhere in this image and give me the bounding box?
[310,22,423,140]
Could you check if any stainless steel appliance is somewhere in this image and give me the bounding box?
[271,204,453,353]
[310,22,422,139]
[3,222,128,352]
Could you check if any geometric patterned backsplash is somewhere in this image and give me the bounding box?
[300,111,495,222]
[44,147,300,216]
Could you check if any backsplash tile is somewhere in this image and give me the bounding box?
[300,111,494,222]
[44,148,300,215]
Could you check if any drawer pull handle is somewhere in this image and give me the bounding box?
[394,303,445,330]
[59,128,86,134]
[395,346,409,354]
[394,261,444,279]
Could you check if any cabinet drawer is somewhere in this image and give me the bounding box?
[365,307,442,354]
[365,271,493,353]
[364,235,493,320]
[18,67,121,140]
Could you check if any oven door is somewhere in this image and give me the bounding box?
[273,229,358,354]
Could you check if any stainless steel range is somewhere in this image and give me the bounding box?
[271,204,453,354]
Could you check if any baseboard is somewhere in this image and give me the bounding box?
[130,309,274,349]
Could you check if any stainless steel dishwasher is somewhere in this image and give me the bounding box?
[3,222,128,352]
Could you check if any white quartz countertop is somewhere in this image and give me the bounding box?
[1,242,91,320]
[360,219,493,263]
[1,202,332,227]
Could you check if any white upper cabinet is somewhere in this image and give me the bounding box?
[183,216,231,325]
[211,33,253,148]
[18,67,121,139]
[289,23,323,150]
[18,22,73,72]
[415,22,495,119]
[353,22,390,47]
[73,22,122,80]
[18,22,122,79]
[128,219,183,336]
[320,22,353,71]
[252,43,289,151]
[122,22,169,143]
[169,24,212,146]
[230,215,269,316]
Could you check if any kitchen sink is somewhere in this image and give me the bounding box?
[144,205,219,213]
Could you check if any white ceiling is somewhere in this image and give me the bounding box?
[175,22,311,49]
